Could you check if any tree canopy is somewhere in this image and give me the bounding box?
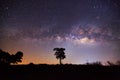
[0,49,23,65]
[53,48,66,65]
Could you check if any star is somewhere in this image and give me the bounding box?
[95,16,100,20]
[5,6,9,10]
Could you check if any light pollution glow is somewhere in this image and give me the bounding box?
[1,34,118,64]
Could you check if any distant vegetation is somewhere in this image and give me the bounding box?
[0,49,23,65]
[0,48,120,66]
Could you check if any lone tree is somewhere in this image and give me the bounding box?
[53,48,66,65]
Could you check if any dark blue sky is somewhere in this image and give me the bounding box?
[0,0,120,64]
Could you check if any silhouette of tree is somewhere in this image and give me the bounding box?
[0,49,10,64]
[53,48,66,65]
[116,61,120,66]
[0,49,23,65]
[107,61,114,66]
[9,51,23,64]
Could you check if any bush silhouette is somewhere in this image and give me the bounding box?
[0,49,10,65]
[0,49,23,65]
[116,61,120,65]
[53,48,66,65]
[107,61,114,66]
[86,61,103,66]
[9,51,23,64]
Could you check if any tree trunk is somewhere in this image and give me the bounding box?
[59,58,62,65]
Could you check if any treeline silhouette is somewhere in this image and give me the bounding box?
[0,49,23,65]
[0,49,120,80]
[0,48,120,66]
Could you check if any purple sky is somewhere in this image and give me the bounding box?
[0,0,120,64]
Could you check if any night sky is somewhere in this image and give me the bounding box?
[0,0,120,64]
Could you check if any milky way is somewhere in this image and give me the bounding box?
[0,0,120,64]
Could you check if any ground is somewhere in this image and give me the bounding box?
[0,64,120,80]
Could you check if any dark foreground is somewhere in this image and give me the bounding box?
[0,64,120,80]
